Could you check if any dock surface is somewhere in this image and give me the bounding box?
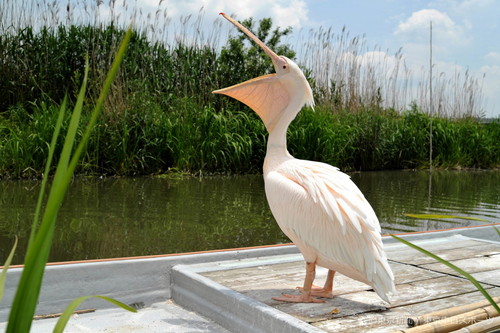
[1,225,499,332]
[201,234,500,332]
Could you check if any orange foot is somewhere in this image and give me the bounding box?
[272,293,325,303]
[297,285,334,299]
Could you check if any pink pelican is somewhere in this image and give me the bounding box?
[214,13,395,303]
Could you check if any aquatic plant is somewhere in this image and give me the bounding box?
[1,29,136,332]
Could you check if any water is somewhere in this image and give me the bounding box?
[1,170,499,264]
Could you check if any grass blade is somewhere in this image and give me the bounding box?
[6,60,90,333]
[53,295,137,333]
[28,96,68,249]
[5,29,133,333]
[0,237,18,303]
[405,214,487,222]
[390,234,500,314]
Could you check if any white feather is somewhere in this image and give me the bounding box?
[264,157,395,301]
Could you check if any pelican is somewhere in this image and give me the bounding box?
[213,13,395,303]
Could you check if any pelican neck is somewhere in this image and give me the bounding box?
[265,113,293,158]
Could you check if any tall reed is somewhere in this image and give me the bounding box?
[294,26,486,117]
[0,1,487,118]
[1,98,498,178]
[0,2,496,178]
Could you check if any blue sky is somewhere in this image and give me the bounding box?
[140,0,498,117]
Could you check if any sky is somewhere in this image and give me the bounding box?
[137,0,499,117]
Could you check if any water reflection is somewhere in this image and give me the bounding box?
[352,170,500,232]
[1,170,498,264]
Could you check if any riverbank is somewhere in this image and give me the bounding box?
[1,21,498,179]
[0,99,499,179]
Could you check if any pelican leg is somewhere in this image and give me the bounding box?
[272,262,325,303]
[301,269,335,298]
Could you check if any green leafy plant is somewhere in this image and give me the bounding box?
[2,28,136,332]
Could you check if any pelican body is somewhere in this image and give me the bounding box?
[214,13,395,303]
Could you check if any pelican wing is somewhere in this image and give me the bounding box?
[265,159,395,301]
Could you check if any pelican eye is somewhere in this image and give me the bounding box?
[282,65,287,69]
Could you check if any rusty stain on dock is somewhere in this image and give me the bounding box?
[202,237,500,332]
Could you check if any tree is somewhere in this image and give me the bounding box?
[216,17,295,99]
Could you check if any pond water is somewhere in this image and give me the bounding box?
[1,170,499,265]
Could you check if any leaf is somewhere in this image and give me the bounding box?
[53,295,137,333]
[5,29,133,333]
[390,234,500,314]
[0,237,18,303]
[6,59,90,333]
[28,97,67,249]
[405,214,487,222]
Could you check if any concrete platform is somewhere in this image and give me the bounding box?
[1,224,499,332]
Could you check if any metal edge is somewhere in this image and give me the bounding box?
[171,264,324,333]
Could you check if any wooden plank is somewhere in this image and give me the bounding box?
[313,288,500,333]
[471,269,500,287]
[313,307,410,333]
[203,261,442,306]
[337,275,480,309]
[388,243,500,265]
[392,287,500,318]
[421,253,500,276]
[201,237,498,332]
[207,264,479,323]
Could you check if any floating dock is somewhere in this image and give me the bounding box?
[1,224,499,332]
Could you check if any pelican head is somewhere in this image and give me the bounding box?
[213,13,314,133]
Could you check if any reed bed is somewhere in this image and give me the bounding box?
[295,26,487,117]
[1,99,498,178]
[0,1,497,178]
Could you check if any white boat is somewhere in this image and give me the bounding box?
[1,224,499,332]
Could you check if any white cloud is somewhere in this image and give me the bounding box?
[479,64,500,117]
[270,0,308,29]
[157,0,308,29]
[395,9,468,45]
[485,51,500,64]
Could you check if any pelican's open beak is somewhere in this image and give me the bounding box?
[213,13,290,132]
[218,13,282,65]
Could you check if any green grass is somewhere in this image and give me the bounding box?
[0,98,499,178]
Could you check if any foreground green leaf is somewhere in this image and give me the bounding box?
[53,295,137,333]
[390,234,500,314]
[405,214,487,222]
[6,28,133,333]
[28,97,68,249]
[6,58,90,333]
[0,237,18,303]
